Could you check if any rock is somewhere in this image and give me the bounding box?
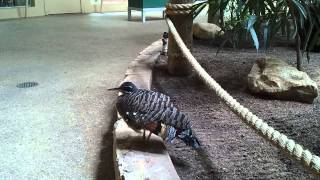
[247,57,318,103]
[193,22,224,40]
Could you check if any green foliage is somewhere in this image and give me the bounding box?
[192,0,320,70]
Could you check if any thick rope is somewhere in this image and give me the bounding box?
[165,17,320,175]
[165,3,193,15]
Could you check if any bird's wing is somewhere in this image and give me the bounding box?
[132,90,172,112]
[117,89,190,131]
[116,90,171,125]
[133,90,191,130]
[130,90,173,124]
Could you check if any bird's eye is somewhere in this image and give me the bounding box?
[125,86,133,92]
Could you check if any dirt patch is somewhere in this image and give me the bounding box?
[152,41,320,180]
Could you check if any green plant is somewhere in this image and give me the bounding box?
[192,0,320,70]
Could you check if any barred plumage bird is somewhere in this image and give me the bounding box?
[108,81,200,148]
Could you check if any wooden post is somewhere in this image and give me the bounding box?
[167,0,193,76]
[100,0,103,13]
[25,0,28,18]
[80,0,83,14]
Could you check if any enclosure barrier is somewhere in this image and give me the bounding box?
[165,17,320,175]
[165,3,193,15]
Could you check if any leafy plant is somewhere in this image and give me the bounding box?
[192,0,320,70]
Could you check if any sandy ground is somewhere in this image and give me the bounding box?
[153,40,320,179]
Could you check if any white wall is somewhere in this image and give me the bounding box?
[45,0,81,14]
[0,0,127,20]
[0,0,45,20]
[81,0,127,13]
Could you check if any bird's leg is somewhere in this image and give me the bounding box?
[142,129,146,140]
[147,131,152,140]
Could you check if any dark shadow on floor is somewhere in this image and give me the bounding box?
[117,136,166,154]
[170,155,190,168]
[196,148,223,180]
[95,107,118,180]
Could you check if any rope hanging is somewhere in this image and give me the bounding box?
[165,3,193,16]
[165,17,320,176]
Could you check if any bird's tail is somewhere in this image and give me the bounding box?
[178,128,201,149]
[164,126,201,149]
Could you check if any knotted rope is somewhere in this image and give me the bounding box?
[165,3,193,16]
[165,17,320,175]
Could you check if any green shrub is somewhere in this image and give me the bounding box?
[192,0,320,70]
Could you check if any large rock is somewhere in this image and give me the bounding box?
[247,57,318,103]
[193,22,224,40]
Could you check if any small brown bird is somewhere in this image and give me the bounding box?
[108,81,200,148]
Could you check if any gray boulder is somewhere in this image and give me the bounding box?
[193,22,224,40]
[247,57,318,103]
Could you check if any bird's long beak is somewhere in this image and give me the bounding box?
[108,87,120,91]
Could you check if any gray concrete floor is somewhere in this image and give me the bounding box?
[0,12,166,179]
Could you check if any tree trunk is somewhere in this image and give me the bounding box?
[167,0,193,76]
[219,7,224,27]
[296,34,303,71]
[208,3,219,24]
